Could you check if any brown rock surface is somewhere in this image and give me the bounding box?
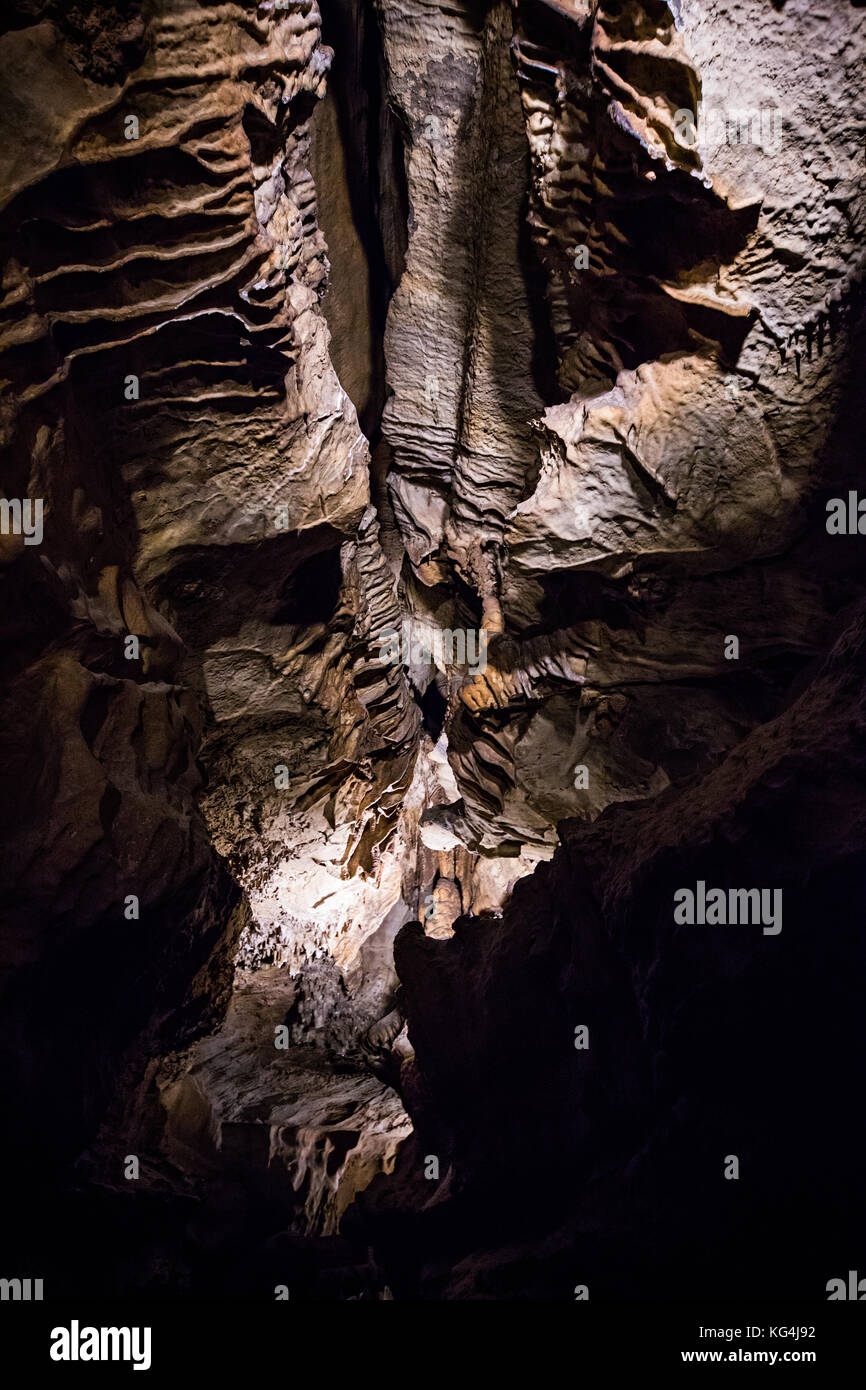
[1,0,864,1302]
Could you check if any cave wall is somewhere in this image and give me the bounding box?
[0,0,383,1180]
[0,0,864,1303]
[367,602,866,1299]
[354,0,866,1300]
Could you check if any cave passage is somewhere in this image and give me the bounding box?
[0,0,864,1334]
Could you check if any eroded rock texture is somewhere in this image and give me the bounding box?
[362,605,866,1298]
[0,0,413,1273]
[1,0,864,1301]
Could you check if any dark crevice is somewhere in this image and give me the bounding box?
[316,0,409,444]
[419,678,448,741]
[270,545,344,627]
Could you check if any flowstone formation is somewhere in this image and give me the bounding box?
[0,0,415,1270]
[0,0,863,1300]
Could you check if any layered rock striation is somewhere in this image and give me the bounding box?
[0,0,863,1300]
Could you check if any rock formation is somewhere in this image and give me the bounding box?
[0,0,863,1302]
